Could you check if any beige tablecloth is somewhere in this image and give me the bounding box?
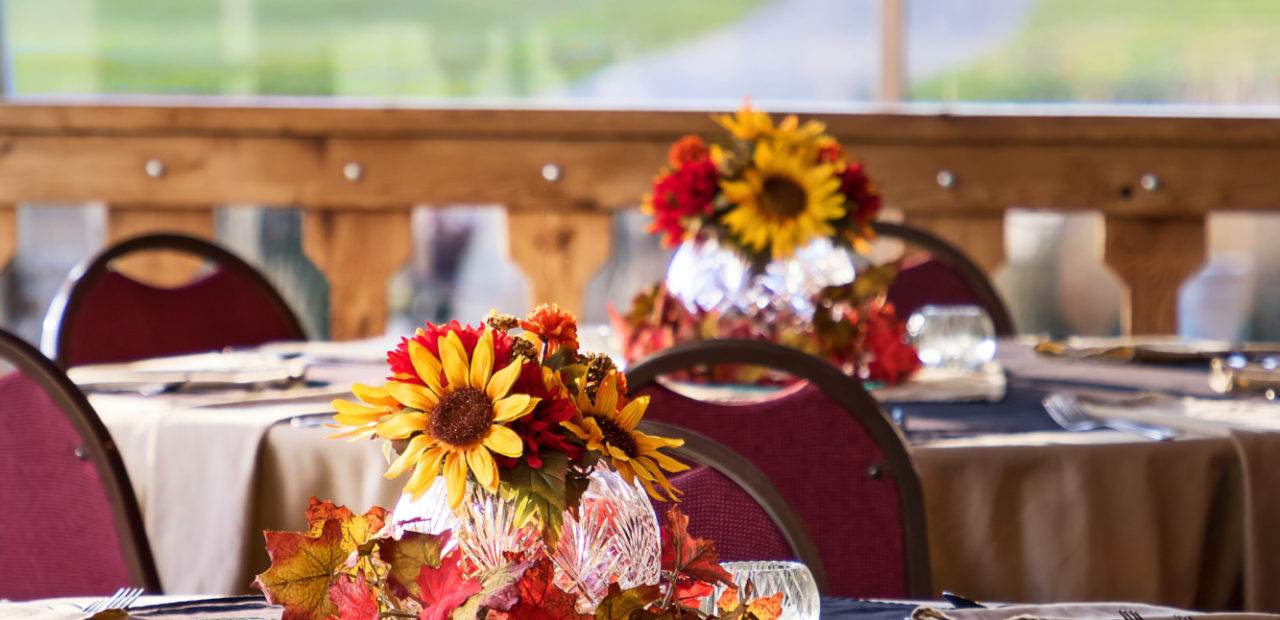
[87,340,1280,612]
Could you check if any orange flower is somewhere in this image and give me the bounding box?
[520,303,580,353]
[667,135,710,168]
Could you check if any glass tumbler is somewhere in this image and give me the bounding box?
[700,560,820,620]
[906,304,997,371]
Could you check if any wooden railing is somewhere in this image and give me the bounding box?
[1,100,1276,338]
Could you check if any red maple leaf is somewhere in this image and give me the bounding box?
[502,557,591,620]
[253,519,348,620]
[327,573,378,620]
[661,508,733,587]
[415,549,483,620]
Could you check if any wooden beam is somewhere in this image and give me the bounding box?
[902,213,1005,275]
[302,209,412,340]
[1105,216,1205,334]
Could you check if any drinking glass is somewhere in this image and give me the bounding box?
[699,560,820,620]
[906,304,997,371]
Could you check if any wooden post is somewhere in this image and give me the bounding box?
[1104,216,1205,334]
[105,205,217,286]
[878,0,906,102]
[303,209,412,340]
[903,213,1005,274]
[0,204,15,272]
[507,210,612,319]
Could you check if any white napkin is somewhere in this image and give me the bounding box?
[871,364,1007,403]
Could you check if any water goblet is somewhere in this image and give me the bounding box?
[700,560,820,620]
[906,304,997,372]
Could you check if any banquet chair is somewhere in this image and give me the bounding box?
[0,329,162,598]
[639,420,827,594]
[626,339,931,599]
[871,221,1015,336]
[42,232,306,368]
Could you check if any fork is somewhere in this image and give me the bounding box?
[1043,392,1177,441]
[82,586,144,614]
[1119,610,1145,620]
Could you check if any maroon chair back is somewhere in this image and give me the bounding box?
[42,233,306,368]
[872,221,1015,336]
[0,329,161,598]
[627,340,930,599]
[640,421,825,591]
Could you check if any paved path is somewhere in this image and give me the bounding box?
[568,0,1037,102]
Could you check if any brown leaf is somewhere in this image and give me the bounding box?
[661,508,733,587]
[594,583,662,619]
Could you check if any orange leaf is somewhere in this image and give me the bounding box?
[253,519,348,620]
[746,592,785,620]
[305,498,388,553]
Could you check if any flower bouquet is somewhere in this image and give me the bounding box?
[254,305,793,619]
[616,102,920,385]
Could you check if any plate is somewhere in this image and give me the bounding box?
[67,351,308,393]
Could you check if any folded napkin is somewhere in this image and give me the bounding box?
[0,601,87,620]
[914,602,1280,620]
[871,364,1007,403]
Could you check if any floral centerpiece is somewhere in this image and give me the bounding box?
[616,102,920,385]
[254,305,790,619]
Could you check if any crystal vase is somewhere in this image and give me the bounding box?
[391,462,661,611]
[665,234,857,320]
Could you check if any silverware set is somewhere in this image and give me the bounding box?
[1043,392,1178,441]
[81,586,144,614]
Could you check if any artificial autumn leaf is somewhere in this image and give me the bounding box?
[377,530,449,599]
[503,557,591,620]
[305,498,389,556]
[715,586,784,620]
[415,549,484,620]
[448,556,535,619]
[254,519,348,620]
[673,580,713,610]
[661,508,733,587]
[328,572,379,620]
[594,583,662,620]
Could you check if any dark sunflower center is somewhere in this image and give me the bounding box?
[429,387,494,446]
[759,176,807,218]
[595,416,639,458]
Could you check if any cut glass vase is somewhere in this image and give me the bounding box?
[391,461,661,611]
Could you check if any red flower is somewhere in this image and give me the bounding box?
[496,364,580,470]
[645,159,720,247]
[520,304,580,354]
[386,321,515,386]
[839,161,881,225]
[863,302,920,385]
[816,143,844,165]
[668,135,710,168]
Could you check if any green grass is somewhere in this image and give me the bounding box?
[912,0,1280,103]
[7,0,767,97]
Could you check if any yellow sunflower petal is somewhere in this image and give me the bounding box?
[384,434,432,479]
[325,424,375,441]
[615,395,648,431]
[492,393,537,422]
[471,329,494,391]
[607,444,634,464]
[482,424,524,457]
[333,399,383,418]
[375,411,430,440]
[383,381,438,411]
[443,451,469,509]
[467,447,498,491]
[485,356,524,401]
[408,341,445,396]
[560,420,590,441]
[438,332,470,389]
[351,383,400,408]
[594,373,619,417]
[403,447,448,499]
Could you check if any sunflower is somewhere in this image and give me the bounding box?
[713,104,826,146]
[720,140,845,260]
[562,372,688,501]
[374,328,538,509]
